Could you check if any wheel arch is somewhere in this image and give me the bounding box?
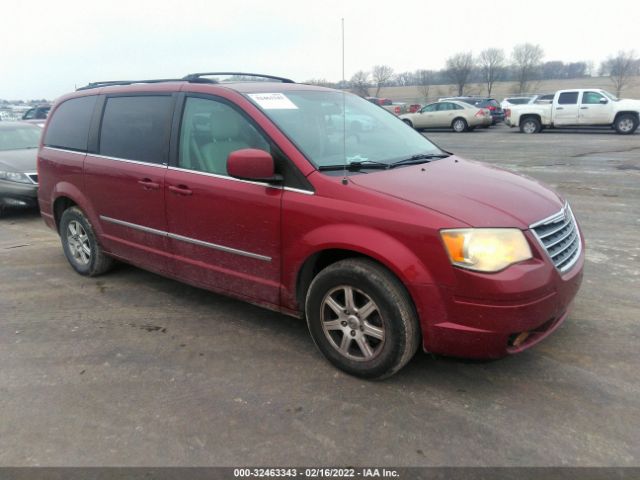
[50,182,100,234]
[613,110,639,123]
[291,228,436,317]
[521,113,542,124]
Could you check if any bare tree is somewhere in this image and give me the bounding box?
[371,65,394,97]
[478,48,505,96]
[350,71,370,97]
[415,69,433,100]
[511,43,544,94]
[395,71,415,87]
[445,52,474,96]
[600,50,640,97]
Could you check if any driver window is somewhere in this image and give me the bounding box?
[421,104,437,113]
[582,91,605,104]
[179,97,270,176]
[437,103,451,111]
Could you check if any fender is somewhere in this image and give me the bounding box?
[282,223,437,312]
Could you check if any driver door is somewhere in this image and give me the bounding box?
[165,95,282,305]
[415,103,437,128]
[579,91,612,125]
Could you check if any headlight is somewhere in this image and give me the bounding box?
[440,228,532,272]
[0,170,31,184]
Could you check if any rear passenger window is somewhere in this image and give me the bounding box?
[178,97,270,176]
[44,96,97,151]
[99,96,173,164]
[558,92,579,105]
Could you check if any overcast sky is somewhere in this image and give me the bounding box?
[2,0,639,100]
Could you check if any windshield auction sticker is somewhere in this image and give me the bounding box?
[248,93,298,109]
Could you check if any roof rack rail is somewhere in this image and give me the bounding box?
[76,78,182,91]
[182,72,295,83]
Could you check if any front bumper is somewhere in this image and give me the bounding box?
[0,179,38,207]
[411,232,585,359]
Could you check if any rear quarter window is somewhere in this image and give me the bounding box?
[44,96,98,151]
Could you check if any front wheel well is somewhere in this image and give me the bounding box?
[53,196,77,233]
[614,111,639,123]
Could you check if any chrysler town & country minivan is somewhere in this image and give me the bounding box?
[38,73,584,378]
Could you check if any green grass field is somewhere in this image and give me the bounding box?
[375,76,640,103]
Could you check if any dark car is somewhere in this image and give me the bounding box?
[0,122,41,208]
[38,72,583,378]
[21,104,51,121]
[441,96,505,124]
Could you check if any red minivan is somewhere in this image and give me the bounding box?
[38,73,584,378]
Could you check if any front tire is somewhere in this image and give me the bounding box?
[614,113,638,134]
[402,119,414,128]
[452,118,468,132]
[60,206,114,276]
[305,258,420,379]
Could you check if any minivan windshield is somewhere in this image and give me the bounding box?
[248,90,445,169]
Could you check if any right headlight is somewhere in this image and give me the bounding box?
[440,228,532,273]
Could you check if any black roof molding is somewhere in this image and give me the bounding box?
[182,72,295,83]
[76,72,295,91]
[76,78,182,91]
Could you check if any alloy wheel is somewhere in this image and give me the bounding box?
[320,285,385,361]
[66,220,91,265]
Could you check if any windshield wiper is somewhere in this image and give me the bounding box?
[318,160,389,171]
[389,153,449,168]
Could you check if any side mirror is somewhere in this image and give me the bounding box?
[227,149,282,183]
[599,98,608,104]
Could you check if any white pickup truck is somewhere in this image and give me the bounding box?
[504,89,640,134]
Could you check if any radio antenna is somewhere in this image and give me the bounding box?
[341,17,348,185]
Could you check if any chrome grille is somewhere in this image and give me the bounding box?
[530,204,581,273]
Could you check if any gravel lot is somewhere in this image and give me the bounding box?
[0,125,638,467]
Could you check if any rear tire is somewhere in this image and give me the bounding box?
[452,118,468,133]
[305,258,420,379]
[614,113,638,134]
[520,117,541,134]
[60,206,114,276]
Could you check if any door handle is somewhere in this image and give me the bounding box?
[168,184,193,196]
[138,178,160,190]
[556,107,564,110]
[580,107,589,110]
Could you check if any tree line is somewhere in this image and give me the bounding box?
[308,46,639,99]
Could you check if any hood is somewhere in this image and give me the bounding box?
[0,148,38,173]
[350,156,564,228]
[617,98,640,109]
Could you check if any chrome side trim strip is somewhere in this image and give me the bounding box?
[42,147,315,195]
[283,186,314,196]
[89,154,167,169]
[167,166,274,188]
[43,146,86,156]
[168,166,315,195]
[168,232,272,262]
[99,215,271,262]
[100,215,168,237]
